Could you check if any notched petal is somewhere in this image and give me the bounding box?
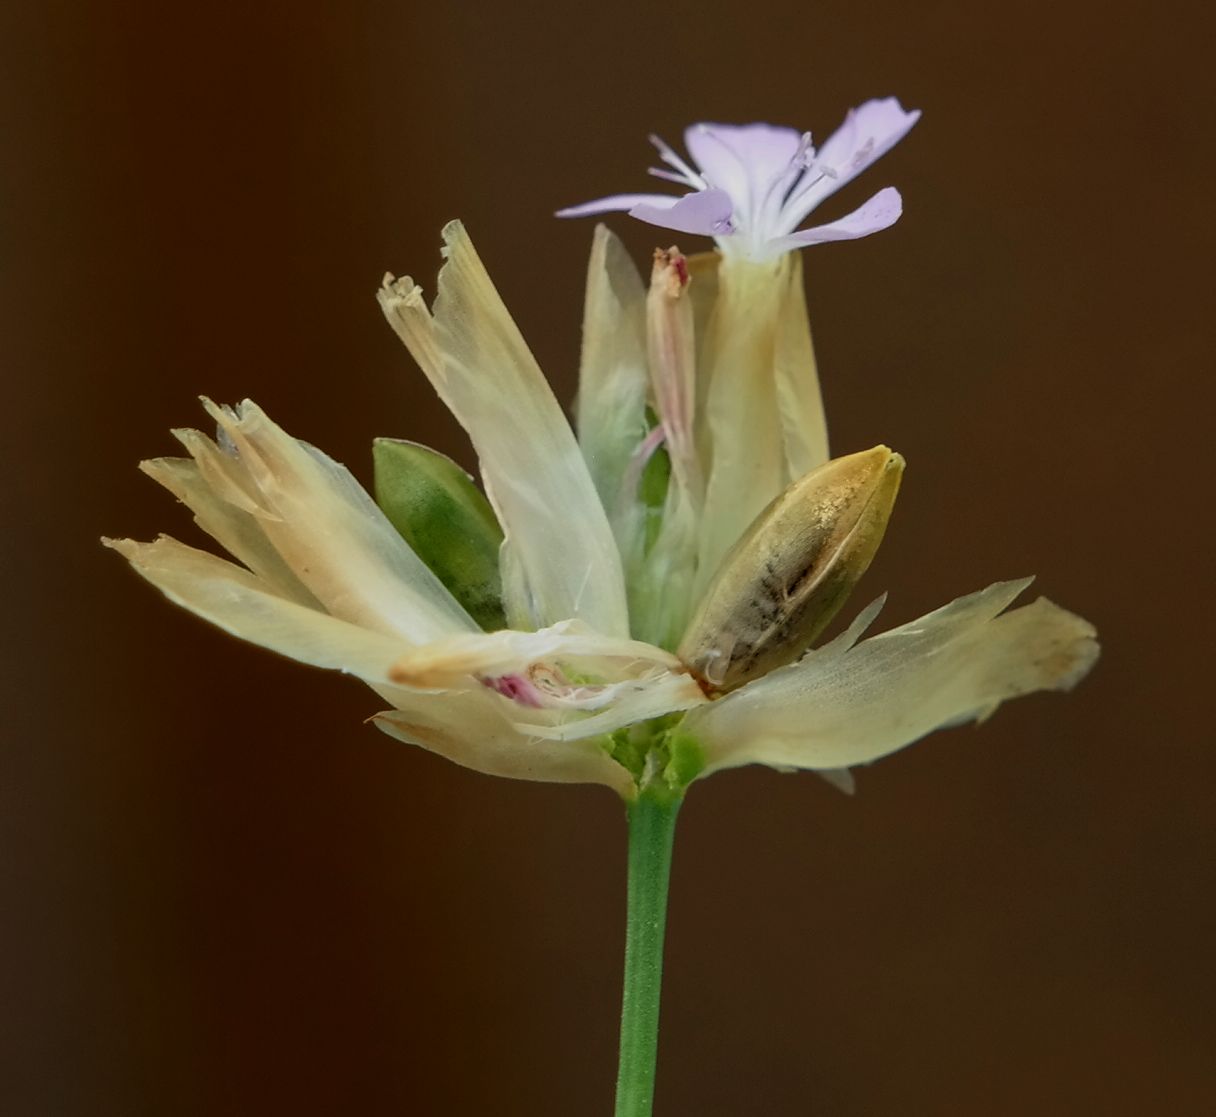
[630,188,735,237]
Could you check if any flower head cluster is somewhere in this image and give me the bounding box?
[557,98,920,261]
[108,107,1096,798]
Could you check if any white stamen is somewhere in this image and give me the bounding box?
[647,166,693,186]
[778,169,834,228]
[648,134,707,189]
[756,132,817,238]
[793,130,815,167]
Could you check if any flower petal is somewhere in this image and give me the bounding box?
[203,399,476,644]
[687,123,805,170]
[373,695,634,794]
[782,98,920,222]
[685,579,1099,774]
[379,222,630,637]
[768,187,903,254]
[104,535,409,682]
[629,188,734,236]
[555,193,678,219]
[683,123,804,216]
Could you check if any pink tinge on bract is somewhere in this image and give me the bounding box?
[482,673,547,708]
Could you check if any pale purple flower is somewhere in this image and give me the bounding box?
[557,98,921,261]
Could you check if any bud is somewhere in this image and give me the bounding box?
[677,446,903,693]
[372,438,506,632]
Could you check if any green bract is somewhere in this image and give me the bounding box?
[372,438,507,632]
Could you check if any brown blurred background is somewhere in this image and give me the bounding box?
[4,1,1213,1114]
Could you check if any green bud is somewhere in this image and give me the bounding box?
[372,438,507,631]
[677,445,903,693]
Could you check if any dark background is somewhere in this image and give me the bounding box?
[4,1,1213,1114]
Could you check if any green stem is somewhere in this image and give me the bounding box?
[614,788,682,1117]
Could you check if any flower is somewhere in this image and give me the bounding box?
[556,98,921,261]
[107,221,1096,798]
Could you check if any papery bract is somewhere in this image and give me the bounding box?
[109,220,1097,798]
